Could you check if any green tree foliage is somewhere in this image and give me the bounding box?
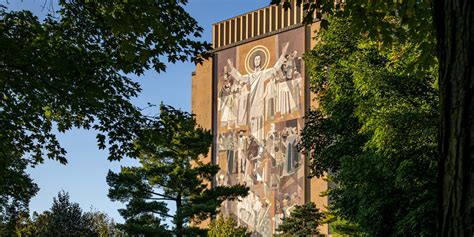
[271,0,435,66]
[328,218,362,237]
[0,211,32,236]
[0,154,38,234]
[4,191,125,237]
[107,105,249,237]
[83,211,126,237]
[26,211,50,236]
[42,191,95,236]
[300,18,438,236]
[0,0,210,225]
[274,0,474,234]
[1,0,210,164]
[208,215,249,237]
[274,202,324,237]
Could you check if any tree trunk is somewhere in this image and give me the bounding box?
[434,0,474,235]
[176,193,183,237]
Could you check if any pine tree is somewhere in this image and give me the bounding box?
[107,105,249,237]
[275,202,324,237]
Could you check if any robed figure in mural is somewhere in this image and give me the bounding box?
[226,42,289,144]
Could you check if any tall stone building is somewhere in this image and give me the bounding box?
[192,2,328,236]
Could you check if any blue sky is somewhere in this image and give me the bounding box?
[5,0,269,223]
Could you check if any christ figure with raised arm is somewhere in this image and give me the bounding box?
[226,42,290,144]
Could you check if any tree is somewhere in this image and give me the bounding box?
[28,211,51,237]
[327,217,362,237]
[0,211,34,237]
[273,0,473,234]
[208,215,250,237]
[0,0,210,164]
[40,191,96,236]
[299,17,438,236]
[432,0,474,235]
[107,105,249,237]
[275,202,324,237]
[1,0,210,225]
[0,153,38,234]
[83,211,127,237]
[6,192,125,237]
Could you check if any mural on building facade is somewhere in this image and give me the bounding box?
[216,27,305,236]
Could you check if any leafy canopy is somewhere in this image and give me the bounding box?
[0,0,210,226]
[0,152,38,232]
[271,0,436,79]
[208,215,250,237]
[0,0,211,165]
[300,17,438,236]
[6,191,125,237]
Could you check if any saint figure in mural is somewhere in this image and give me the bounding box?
[226,42,290,144]
[219,66,240,128]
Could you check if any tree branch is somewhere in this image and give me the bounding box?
[148,190,176,201]
[152,210,174,218]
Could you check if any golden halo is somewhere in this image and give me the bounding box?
[244,45,270,74]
